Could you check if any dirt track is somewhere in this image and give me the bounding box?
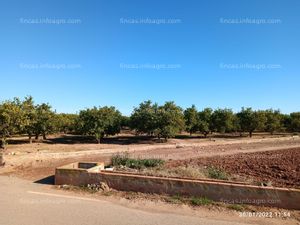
[1,135,300,186]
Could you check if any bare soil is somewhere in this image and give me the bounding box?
[1,134,300,189]
[166,148,300,188]
[1,134,300,223]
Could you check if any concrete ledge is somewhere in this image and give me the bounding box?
[55,162,300,210]
[0,152,4,166]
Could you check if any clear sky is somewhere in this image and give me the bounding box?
[0,0,299,115]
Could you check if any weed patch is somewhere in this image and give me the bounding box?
[207,167,228,180]
[226,204,245,211]
[111,154,164,169]
[190,197,213,206]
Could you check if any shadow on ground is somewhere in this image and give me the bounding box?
[34,175,55,185]
[7,133,291,146]
[8,135,166,145]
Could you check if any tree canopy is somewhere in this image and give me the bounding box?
[0,96,299,148]
[77,106,122,143]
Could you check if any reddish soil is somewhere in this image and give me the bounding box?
[166,148,300,188]
[2,135,300,189]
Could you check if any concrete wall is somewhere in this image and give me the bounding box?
[55,162,104,185]
[0,152,3,166]
[55,164,300,210]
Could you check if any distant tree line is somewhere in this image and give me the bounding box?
[130,101,300,138]
[1,97,300,148]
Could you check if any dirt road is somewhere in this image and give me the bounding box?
[2,136,300,181]
[4,136,300,166]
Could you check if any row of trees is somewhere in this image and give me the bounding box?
[0,97,77,148]
[1,97,300,148]
[183,106,285,137]
[0,97,125,148]
[130,102,300,138]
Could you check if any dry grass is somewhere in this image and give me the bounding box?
[141,166,207,179]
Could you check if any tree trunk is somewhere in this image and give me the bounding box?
[97,138,101,144]
[1,137,7,150]
[42,134,47,140]
[29,135,32,144]
[35,134,39,140]
[0,151,4,166]
[249,131,253,138]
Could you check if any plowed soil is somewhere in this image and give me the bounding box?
[166,148,300,188]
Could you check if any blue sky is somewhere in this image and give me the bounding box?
[0,0,299,115]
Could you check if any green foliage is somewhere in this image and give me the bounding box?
[111,154,130,166]
[237,108,267,137]
[156,102,185,139]
[20,97,56,140]
[255,110,268,131]
[0,96,57,145]
[111,154,164,169]
[21,96,36,142]
[282,114,292,132]
[53,113,78,134]
[265,109,282,134]
[184,105,199,135]
[77,106,122,143]
[232,114,241,133]
[0,96,296,149]
[120,115,130,128]
[33,103,55,140]
[130,101,185,140]
[0,98,24,148]
[171,194,183,201]
[190,197,213,206]
[207,167,228,180]
[289,112,300,132]
[211,109,235,133]
[198,108,213,137]
[130,100,159,135]
[183,106,213,137]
